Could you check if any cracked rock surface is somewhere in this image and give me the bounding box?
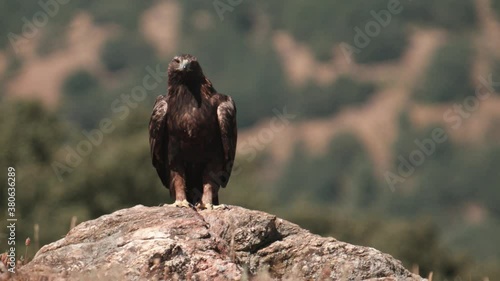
[19,205,425,281]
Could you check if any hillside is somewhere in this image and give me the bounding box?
[3,0,500,175]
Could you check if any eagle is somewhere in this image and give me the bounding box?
[149,54,237,209]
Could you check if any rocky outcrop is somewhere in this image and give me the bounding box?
[18,205,424,281]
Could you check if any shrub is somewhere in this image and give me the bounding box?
[275,0,402,62]
[493,0,500,20]
[276,132,378,207]
[353,20,408,64]
[332,76,377,106]
[100,34,156,73]
[414,39,475,103]
[301,76,376,118]
[490,59,500,94]
[36,24,67,56]
[0,101,69,249]
[405,0,477,30]
[86,0,153,29]
[100,38,128,72]
[60,69,107,129]
[62,70,99,97]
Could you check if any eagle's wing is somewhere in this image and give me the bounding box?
[216,94,237,187]
[149,95,170,188]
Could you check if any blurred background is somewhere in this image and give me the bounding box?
[1,0,500,279]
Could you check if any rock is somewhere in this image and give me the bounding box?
[18,205,425,281]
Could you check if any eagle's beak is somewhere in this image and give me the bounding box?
[178,59,191,71]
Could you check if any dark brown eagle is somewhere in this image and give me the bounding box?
[149,54,237,209]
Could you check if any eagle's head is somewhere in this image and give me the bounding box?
[167,54,204,84]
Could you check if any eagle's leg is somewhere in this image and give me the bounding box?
[199,182,216,210]
[199,181,227,210]
[200,183,213,209]
[169,170,192,208]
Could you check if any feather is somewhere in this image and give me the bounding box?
[149,95,170,188]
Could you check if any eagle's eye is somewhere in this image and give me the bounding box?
[173,58,180,63]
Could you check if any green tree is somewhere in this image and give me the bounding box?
[100,33,156,73]
[276,132,378,210]
[60,69,108,129]
[299,76,376,118]
[0,101,75,250]
[493,0,500,19]
[414,39,475,103]
[405,0,477,30]
[85,0,154,29]
[490,59,500,94]
[354,20,408,64]
[62,70,99,97]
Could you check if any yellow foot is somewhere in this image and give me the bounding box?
[214,204,229,210]
[198,203,228,210]
[170,200,192,208]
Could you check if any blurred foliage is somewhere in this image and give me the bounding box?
[270,0,409,62]
[414,39,475,103]
[36,24,67,56]
[266,0,475,62]
[0,1,47,49]
[0,0,153,50]
[62,70,99,98]
[276,133,378,210]
[493,0,500,20]
[0,101,74,250]
[490,59,500,94]
[2,54,23,81]
[84,0,154,29]
[100,33,156,73]
[404,0,477,30]
[61,118,169,218]
[353,20,408,64]
[445,218,500,260]
[386,112,500,263]
[60,69,109,129]
[299,76,376,118]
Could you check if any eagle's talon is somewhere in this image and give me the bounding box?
[200,203,214,210]
[214,204,228,210]
[170,200,192,208]
[198,203,228,210]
